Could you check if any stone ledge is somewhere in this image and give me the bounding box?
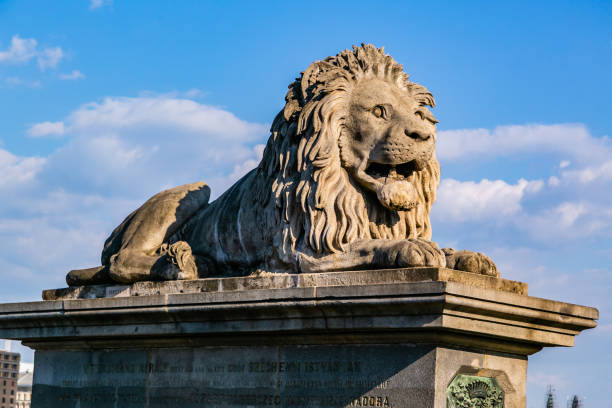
[42,267,528,300]
[0,272,597,356]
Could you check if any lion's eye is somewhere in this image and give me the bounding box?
[372,105,385,119]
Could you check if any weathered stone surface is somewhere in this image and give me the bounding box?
[45,267,528,300]
[30,345,529,408]
[32,345,435,408]
[0,275,598,407]
[0,278,596,354]
[437,350,525,408]
[67,44,498,286]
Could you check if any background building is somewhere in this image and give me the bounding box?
[15,370,31,408]
[0,351,19,408]
[544,386,583,408]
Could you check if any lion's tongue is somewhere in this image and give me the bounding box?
[377,179,418,211]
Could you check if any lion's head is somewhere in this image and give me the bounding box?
[259,44,440,259]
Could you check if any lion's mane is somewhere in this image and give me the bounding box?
[257,44,440,261]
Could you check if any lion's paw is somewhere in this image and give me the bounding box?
[389,239,446,268]
[160,241,198,280]
[443,248,499,277]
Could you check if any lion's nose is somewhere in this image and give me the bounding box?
[405,129,431,141]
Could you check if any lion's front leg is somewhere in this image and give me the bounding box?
[442,248,499,277]
[108,241,198,283]
[298,238,446,273]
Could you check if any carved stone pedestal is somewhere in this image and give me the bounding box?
[0,268,597,408]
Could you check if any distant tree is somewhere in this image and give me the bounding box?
[546,385,555,408]
[570,395,580,408]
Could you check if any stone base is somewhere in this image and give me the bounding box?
[32,345,525,408]
[42,267,528,300]
[0,268,597,408]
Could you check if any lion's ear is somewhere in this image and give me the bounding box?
[410,83,436,108]
[300,61,341,102]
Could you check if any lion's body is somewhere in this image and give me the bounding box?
[66,44,497,286]
[172,107,440,274]
[175,169,277,272]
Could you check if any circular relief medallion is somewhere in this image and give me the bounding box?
[446,374,504,408]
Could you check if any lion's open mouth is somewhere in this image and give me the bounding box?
[362,160,421,211]
[365,160,418,182]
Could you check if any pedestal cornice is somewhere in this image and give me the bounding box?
[0,268,597,356]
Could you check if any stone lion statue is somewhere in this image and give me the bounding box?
[67,44,497,285]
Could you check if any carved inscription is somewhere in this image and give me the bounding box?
[34,345,432,408]
[350,395,391,407]
[104,285,130,297]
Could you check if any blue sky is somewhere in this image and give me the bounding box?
[0,1,610,406]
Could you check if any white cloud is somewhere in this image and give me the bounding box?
[520,201,611,242]
[547,176,560,187]
[555,202,586,228]
[59,70,85,80]
[183,88,202,98]
[8,93,269,202]
[27,121,65,138]
[437,123,610,164]
[89,0,113,10]
[37,46,64,70]
[0,207,111,303]
[66,97,262,139]
[36,96,268,198]
[433,122,612,245]
[4,76,41,88]
[0,35,37,64]
[561,160,612,184]
[0,148,46,189]
[0,35,64,71]
[434,174,612,243]
[228,144,265,180]
[434,178,543,222]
